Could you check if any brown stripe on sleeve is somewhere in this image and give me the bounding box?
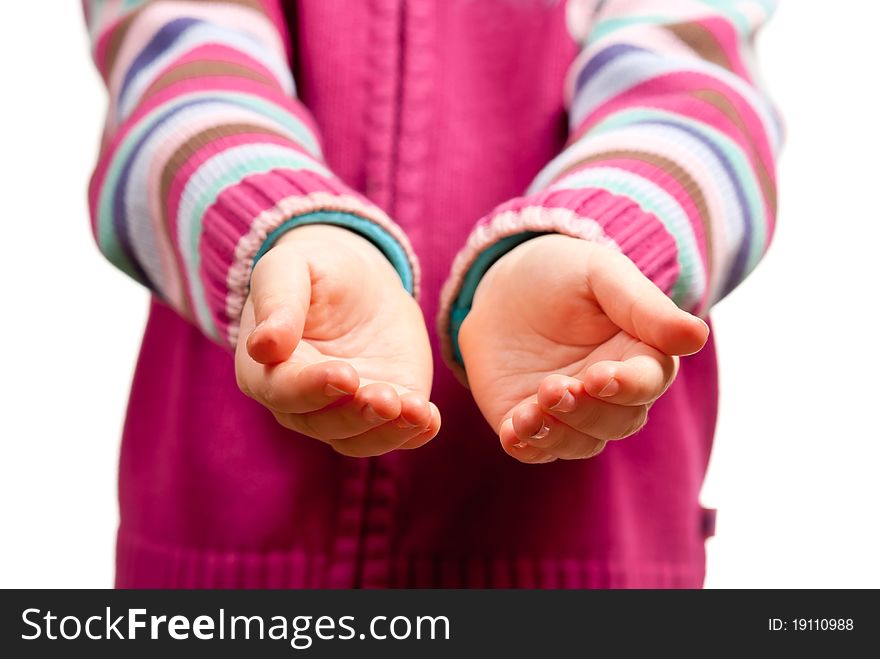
[664,22,734,73]
[556,149,714,271]
[140,59,282,103]
[158,121,293,317]
[691,89,777,217]
[102,0,268,76]
[103,8,143,76]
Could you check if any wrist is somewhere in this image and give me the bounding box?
[274,222,378,252]
[471,234,582,312]
[273,224,404,288]
[254,212,416,295]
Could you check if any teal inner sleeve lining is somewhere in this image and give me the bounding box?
[448,232,544,366]
[252,211,414,294]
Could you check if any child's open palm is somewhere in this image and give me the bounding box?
[459,235,709,463]
[235,225,440,457]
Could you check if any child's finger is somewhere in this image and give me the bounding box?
[241,359,360,414]
[332,400,441,457]
[275,382,402,440]
[499,418,557,464]
[246,251,311,365]
[397,392,435,429]
[537,375,648,440]
[511,403,606,460]
[399,403,442,449]
[589,249,709,356]
[581,351,679,406]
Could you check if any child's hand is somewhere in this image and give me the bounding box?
[235,224,440,456]
[459,234,709,464]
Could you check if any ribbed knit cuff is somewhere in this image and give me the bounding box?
[200,168,420,347]
[438,188,680,383]
[251,211,417,291]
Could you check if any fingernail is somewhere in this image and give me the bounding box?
[587,439,608,458]
[362,405,386,424]
[324,384,352,397]
[396,418,418,429]
[550,389,577,413]
[529,420,550,441]
[598,378,619,398]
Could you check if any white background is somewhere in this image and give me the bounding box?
[1,2,877,588]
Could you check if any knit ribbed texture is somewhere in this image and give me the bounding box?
[83,0,419,347]
[439,0,782,372]
[116,528,708,588]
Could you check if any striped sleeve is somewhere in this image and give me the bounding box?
[83,0,419,347]
[439,0,781,370]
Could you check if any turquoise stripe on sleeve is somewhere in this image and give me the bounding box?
[253,211,415,295]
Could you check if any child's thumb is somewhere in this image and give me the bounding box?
[590,249,709,356]
[246,252,311,365]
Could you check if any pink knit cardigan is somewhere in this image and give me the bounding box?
[83,0,779,588]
